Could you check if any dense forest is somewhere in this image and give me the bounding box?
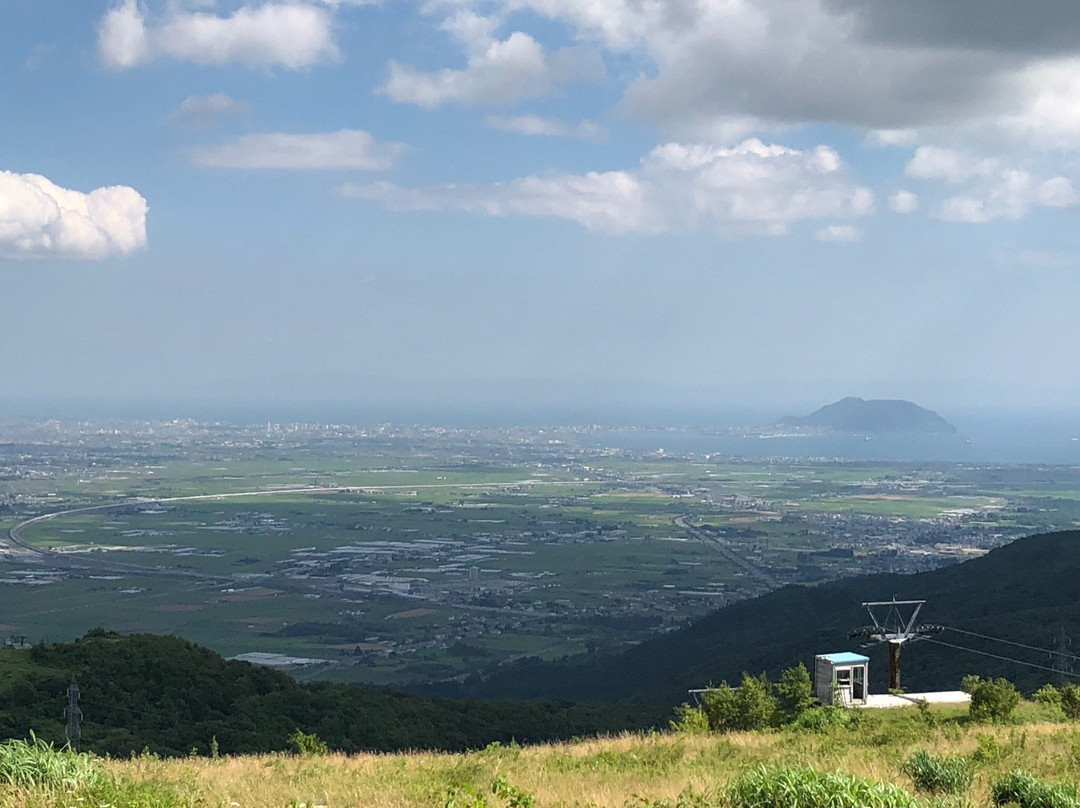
[0,631,664,757]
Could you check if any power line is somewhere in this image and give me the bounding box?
[924,637,1080,679]
[943,626,1080,663]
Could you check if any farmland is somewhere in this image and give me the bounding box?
[0,418,1078,688]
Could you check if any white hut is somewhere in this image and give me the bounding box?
[814,652,869,706]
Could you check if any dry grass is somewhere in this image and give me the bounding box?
[4,709,1080,808]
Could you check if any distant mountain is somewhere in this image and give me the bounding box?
[430,530,1080,704]
[779,397,957,434]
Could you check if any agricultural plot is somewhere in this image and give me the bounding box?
[1,422,1080,687]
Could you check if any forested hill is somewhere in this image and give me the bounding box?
[0,632,663,757]
[430,530,1080,703]
[780,397,957,433]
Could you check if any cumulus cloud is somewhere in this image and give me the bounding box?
[889,190,919,213]
[458,0,1080,143]
[905,147,1079,223]
[98,1,338,70]
[341,138,873,235]
[98,0,148,69]
[381,29,603,107]
[0,171,148,259]
[192,130,404,170]
[486,114,605,140]
[169,93,250,126]
[814,224,861,242]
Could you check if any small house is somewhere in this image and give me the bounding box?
[814,652,869,706]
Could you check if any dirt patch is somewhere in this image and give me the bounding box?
[156,604,204,612]
[386,608,439,620]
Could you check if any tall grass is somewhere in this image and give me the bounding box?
[724,764,921,808]
[0,733,101,792]
[901,750,974,795]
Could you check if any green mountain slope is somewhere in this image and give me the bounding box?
[433,530,1080,703]
[0,631,662,757]
[780,397,957,433]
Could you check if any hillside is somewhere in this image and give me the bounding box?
[4,705,1080,808]
[0,631,662,758]
[780,397,957,434]
[432,530,1080,703]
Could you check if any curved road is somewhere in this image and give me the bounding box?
[6,478,601,584]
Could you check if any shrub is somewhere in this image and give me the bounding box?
[701,673,777,733]
[776,663,816,720]
[1033,685,1062,707]
[491,776,535,808]
[792,705,855,732]
[990,770,1080,808]
[288,729,328,756]
[669,703,711,734]
[966,676,1021,723]
[901,750,974,795]
[724,764,920,808]
[1060,683,1080,720]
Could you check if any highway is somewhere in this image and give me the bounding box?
[675,514,781,590]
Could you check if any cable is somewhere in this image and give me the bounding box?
[943,625,1080,663]
[924,638,1080,679]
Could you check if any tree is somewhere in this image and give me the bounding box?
[775,662,815,720]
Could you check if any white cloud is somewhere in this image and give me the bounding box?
[904,145,1079,223]
[486,114,605,140]
[192,130,403,170]
[0,171,148,260]
[889,189,919,213]
[98,0,149,69]
[169,93,250,126]
[381,30,602,107]
[98,1,338,70]
[341,138,873,235]
[867,129,919,147]
[814,224,861,242]
[906,147,997,184]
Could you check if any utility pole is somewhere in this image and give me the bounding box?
[64,676,82,752]
[850,597,942,691]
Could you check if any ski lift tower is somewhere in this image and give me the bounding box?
[850,598,942,691]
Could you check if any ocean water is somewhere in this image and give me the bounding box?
[585,414,1080,465]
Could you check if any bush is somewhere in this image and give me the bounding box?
[725,764,920,808]
[792,705,855,732]
[901,750,974,795]
[288,729,328,756]
[776,663,816,720]
[669,703,711,734]
[1033,685,1062,707]
[965,676,1021,723]
[701,673,777,733]
[990,770,1080,808]
[1060,683,1080,720]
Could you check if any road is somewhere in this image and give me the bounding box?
[675,514,781,590]
[4,478,607,588]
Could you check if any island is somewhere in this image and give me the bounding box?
[779,397,957,434]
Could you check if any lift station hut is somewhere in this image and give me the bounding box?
[815,652,869,706]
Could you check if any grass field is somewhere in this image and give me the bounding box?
[5,703,1080,808]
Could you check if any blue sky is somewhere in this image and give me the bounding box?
[3,0,1080,419]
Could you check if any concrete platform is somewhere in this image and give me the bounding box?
[860,691,971,709]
